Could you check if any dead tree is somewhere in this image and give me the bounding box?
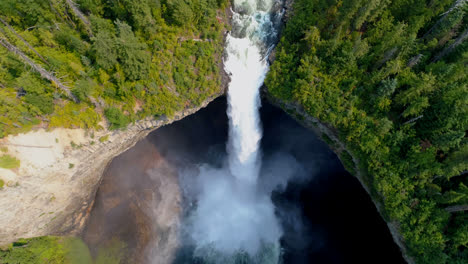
[64,0,94,37]
[0,17,49,65]
[407,54,423,68]
[445,204,468,213]
[403,115,424,125]
[0,37,77,102]
[423,0,467,39]
[432,27,468,62]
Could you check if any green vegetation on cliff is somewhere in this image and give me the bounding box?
[0,236,124,264]
[0,0,229,138]
[266,0,467,263]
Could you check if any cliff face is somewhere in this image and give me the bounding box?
[0,93,223,245]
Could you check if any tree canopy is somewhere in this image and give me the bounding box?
[266,0,468,263]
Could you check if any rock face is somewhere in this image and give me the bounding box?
[83,139,180,264]
[0,93,222,245]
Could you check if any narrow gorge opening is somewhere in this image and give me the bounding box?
[83,98,405,264]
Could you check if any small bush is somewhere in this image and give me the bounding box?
[321,133,336,147]
[99,135,109,142]
[69,163,74,169]
[72,78,95,102]
[104,107,129,130]
[339,151,356,174]
[25,94,54,115]
[0,155,20,169]
[0,179,4,189]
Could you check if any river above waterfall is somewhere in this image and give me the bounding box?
[83,97,405,264]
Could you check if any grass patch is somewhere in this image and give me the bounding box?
[0,236,122,264]
[0,155,20,169]
[0,179,4,189]
[99,135,109,143]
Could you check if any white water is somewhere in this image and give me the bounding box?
[226,0,279,185]
[183,1,284,262]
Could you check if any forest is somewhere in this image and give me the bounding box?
[0,0,229,138]
[266,0,467,263]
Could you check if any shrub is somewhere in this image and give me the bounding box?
[339,151,356,174]
[0,155,20,169]
[99,135,109,142]
[168,0,194,26]
[72,79,95,102]
[24,94,54,115]
[104,107,129,130]
[49,103,101,129]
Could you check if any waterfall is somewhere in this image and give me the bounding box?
[181,1,284,263]
[226,1,278,184]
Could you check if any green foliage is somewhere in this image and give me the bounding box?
[99,135,109,142]
[0,236,121,264]
[72,78,96,102]
[168,0,194,26]
[94,238,125,264]
[24,94,54,115]
[0,179,4,189]
[62,237,93,264]
[104,107,129,130]
[339,151,356,174]
[267,0,467,263]
[114,20,150,81]
[0,236,66,264]
[0,0,227,138]
[0,154,20,169]
[49,103,101,129]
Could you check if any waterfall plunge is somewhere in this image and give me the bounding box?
[225,35,265,185]
[182,1,284,263]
